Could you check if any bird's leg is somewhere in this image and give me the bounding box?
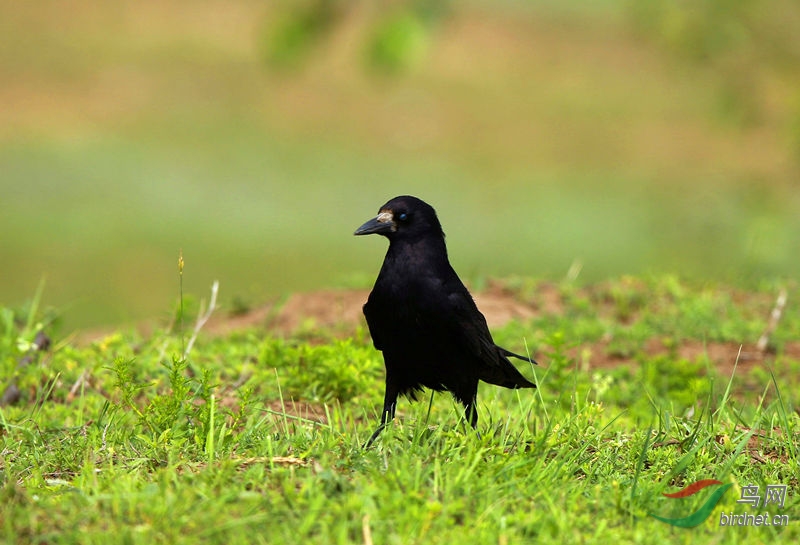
[456,386,481,438]
[364,405,394,448]
[462,397,483,440]
[463,396,478,429]
[364,382,398,448]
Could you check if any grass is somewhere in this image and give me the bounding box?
[1,275,798,543]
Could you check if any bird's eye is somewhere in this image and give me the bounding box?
[398,212,408,221]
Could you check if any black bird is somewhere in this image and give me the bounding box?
[354,195,537,446]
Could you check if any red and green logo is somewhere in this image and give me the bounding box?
[650,479,732,528]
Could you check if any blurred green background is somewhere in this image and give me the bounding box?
[2,0,799,328]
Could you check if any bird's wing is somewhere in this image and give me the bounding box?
[425,274,537,365]
[433,277,537,388]
[422,275,500,365]
[362,300,386,351]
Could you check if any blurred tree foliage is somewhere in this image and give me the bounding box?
[260,0,346,69]
[626,0,800,160]
[260,0,451,74]
[260,0,800,162]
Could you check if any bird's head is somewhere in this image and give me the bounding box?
[354,195,444,241]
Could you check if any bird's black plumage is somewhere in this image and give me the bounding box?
[354,195,537,446]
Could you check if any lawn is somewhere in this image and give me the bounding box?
[1,275,797,543]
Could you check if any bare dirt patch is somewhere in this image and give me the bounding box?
[207,282,550,337]
[209,283,798,377]
[78,282,797,381]
[206,290,371,337]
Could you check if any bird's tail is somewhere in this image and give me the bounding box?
[481,347,537,389]
[499,347,538,366]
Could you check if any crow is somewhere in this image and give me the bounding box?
[354,195,537,447]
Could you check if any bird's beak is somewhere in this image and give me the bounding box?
[354,211,395,236]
